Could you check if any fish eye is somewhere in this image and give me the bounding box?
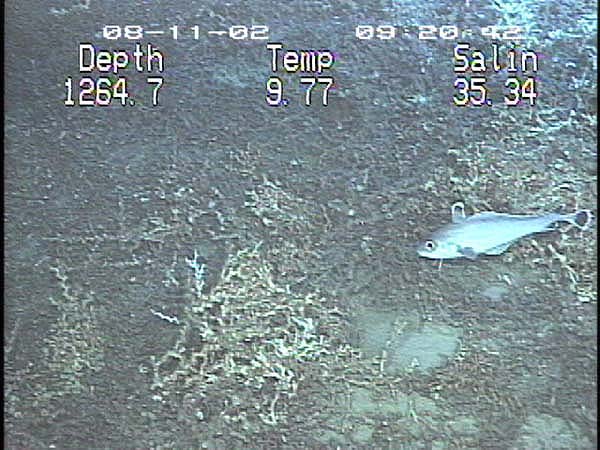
[424,240,436,251]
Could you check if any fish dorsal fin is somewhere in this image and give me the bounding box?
[468,211,504,220]
[451,201,467,223]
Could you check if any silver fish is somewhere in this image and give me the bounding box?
[417,202,593,260]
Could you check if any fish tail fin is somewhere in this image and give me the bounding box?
[564,210,594,230]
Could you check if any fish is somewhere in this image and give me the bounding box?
[417,202,593,260]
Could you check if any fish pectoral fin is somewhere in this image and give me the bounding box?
[483,242,512,255]
[459,247,478,259]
